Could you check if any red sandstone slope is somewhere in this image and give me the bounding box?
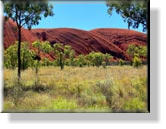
[4,18,37,48]
[3,19,147,61]
[90,28,147,51]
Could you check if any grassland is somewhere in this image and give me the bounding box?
[3,65,148,112]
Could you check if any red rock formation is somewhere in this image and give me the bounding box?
[3,19,147,61]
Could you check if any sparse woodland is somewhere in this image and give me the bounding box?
[3,41,148,112]
[3,0,148,112]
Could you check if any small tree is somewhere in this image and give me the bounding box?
[53,43,75,70]
[77,54,87,67]
[32,41,52,75]
[88,52,105,67]
[127,44,139,58]
[53,43,64,70]
[4,42,34,69]
[127,44,147,66]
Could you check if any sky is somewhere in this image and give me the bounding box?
[32,2,144,32]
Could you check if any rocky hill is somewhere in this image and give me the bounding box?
[3,19,147,61]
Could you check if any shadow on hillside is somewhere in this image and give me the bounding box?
[7,9,160,123]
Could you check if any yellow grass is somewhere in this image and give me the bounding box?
[3,66,148,112]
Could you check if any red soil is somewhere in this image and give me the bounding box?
[3,19,147,61]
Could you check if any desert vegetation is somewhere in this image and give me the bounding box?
[4,65,147,112]
[4,41,147,69]
[3,41,148,112]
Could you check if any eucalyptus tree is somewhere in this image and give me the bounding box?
[106,0,148,32]
[3,0,54,79]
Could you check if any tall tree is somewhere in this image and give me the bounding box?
[106,0,148,32]
[3,0,54,79]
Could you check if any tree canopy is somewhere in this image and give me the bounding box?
[106,0,148,32]
[3,0,54,29]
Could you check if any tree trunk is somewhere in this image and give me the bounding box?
[17,27,21,80]
[60,53,64,70]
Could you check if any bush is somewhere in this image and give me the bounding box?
[123,98,146,112]
[119,59,125,66]
[4,42,34,70]
[132,56,142,67]
[41,58,52,66]
[102,61,106,68]
[96,80,114,106]
[44,97,78,111]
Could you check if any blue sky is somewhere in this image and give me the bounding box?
[32,2,144,32]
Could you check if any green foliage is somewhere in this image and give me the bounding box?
[132,56,142,67]
[41,41,53,53]
[32,40,53,55]
[139,46,147,57]
[41,58,52,66]
[106,0,148,32]
[32,40,52,72]
[53,43,75,70]
[90,52,104,67]
[96,80,114,107]
[4,42,34,70]
[66,52,113,67]
[104,53,112,65]
[3,0,54,29]
[32,60,41,74]
[102,61,106,68]
[86,52,112,67]
[132,77,147,102]
[45,97,78,111]
[127,44,147,58]
[123,98,145,112]
[119,59,125,66]
[127,44,147,67]
[76,54,87,67]
[4,44,17,69]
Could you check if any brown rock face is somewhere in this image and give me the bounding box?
[3,19,147,61]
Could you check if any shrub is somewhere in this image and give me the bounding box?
[119,59,125,66]
[4,42,34,70]
[96,80,114,106]
[45,97,78,111]
[123,98,146,112]
[132,56,142,67]
[73,55,87,67]
[41,58,52,66]
[102,61,106,68]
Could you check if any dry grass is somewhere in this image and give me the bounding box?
[3,65,148,112]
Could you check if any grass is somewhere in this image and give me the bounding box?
[3,65,148,112]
